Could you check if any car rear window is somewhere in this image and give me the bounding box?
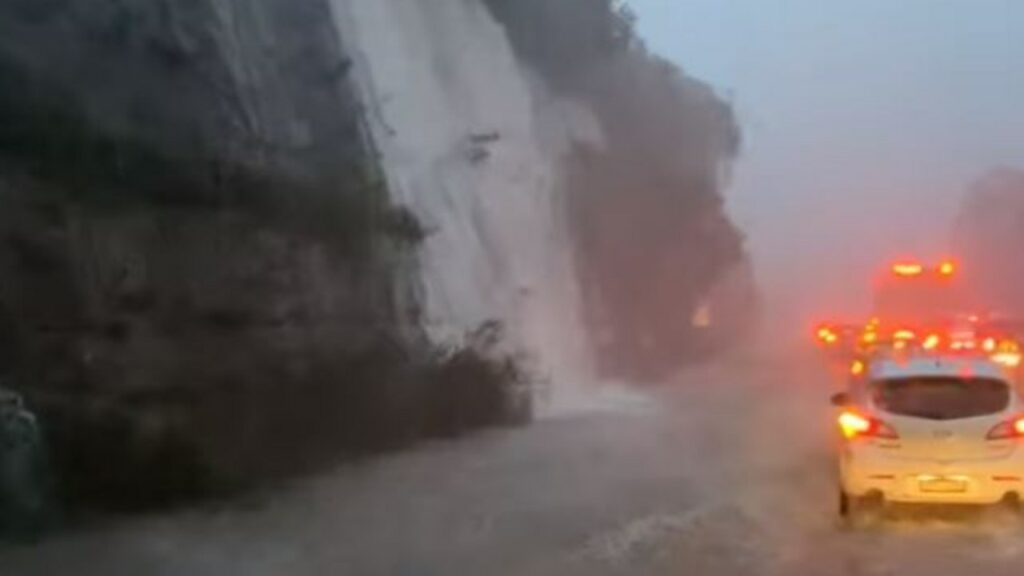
[871,376,1010,420]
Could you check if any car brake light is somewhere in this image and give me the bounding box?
[986,417,1024,440]
[815,327,839,345]
[983,337,997,352]
[992,352,1022,368]
[850,360,865,376]
[838,411,899,440]
[951,340,977,351]
[893,329,916,341]
[838,412,869,438]
[939,261,956,276]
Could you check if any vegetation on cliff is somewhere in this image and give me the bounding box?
[484,0,753,379]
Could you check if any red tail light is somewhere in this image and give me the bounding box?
[850,360,866,376]
[815,325,839,345]
[983,337,997,353]
[838,411,899,440]
[986,417,1024,440]
[892,329,916,341]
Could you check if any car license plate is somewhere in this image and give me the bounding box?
[919,477,968,493]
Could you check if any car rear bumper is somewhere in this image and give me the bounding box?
[840,447,1024,504]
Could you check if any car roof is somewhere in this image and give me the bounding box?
[869,355,1009,381]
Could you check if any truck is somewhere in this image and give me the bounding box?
[815,259,1023,372]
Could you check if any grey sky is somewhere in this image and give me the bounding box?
[631,0,1024,323]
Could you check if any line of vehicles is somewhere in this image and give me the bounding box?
[814,259,1024,521]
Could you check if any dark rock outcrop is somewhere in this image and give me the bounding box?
[0,0,526,512]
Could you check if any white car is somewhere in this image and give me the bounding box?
[833,355,1024,519]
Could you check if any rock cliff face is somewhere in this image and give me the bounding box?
[0,0,363,180]
[0,0,435,506]
[0,0,600,407]
[329,0,599,407]
[0,0,750,508]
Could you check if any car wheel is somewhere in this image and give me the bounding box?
[838,489,850,517]
[989,494,1023,526]
[845,493,886,527]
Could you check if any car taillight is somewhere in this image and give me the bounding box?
[893,329,916,341]
[816,328,839,345]
[986,417,1024,440]
[838,411,899,440]
[850,360,865,376]
[983,337,997,353]
[992,351,1022,368]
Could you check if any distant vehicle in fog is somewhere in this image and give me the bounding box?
[871,260,969,325]
[813,259,1024,367]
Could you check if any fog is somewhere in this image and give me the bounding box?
[632,0,1024,332]
[9,3,1024,572]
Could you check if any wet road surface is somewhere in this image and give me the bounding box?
[4,348,1024,575]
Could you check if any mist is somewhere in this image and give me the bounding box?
[6,2,1024,572]
[954,168,1024,316]
[632,0,1024,333]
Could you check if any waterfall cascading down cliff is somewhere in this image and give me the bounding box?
[329,0,604,410]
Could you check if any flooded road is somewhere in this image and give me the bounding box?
[4,348,1024,575]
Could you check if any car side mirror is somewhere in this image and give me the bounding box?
[830,392,850,407]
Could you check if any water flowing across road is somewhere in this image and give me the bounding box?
[6,346,1024,575]
[329,0,598,411]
